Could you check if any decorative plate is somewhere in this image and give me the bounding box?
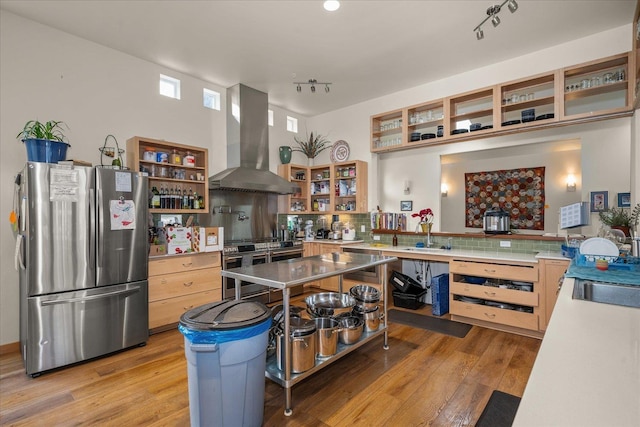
[330,140,350,163]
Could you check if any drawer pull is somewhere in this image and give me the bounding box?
[182,262,193,268]
[183,305,194,310]
[183,281,194,287]
[484,312,496,319]
[484,291,496,297]
[484,268,496,273]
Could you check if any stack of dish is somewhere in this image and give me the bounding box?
[470,123,482,131]
[502,120,521,126]
[536,113,554,121]
[521,108,535,122]
[410,132,421,142]
[421,133,436,140]
[451,129,469,135]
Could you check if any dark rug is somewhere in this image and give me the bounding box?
[387,309,472,338]
[475,390,521,427]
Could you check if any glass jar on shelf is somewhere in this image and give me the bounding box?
[170,149,182,165]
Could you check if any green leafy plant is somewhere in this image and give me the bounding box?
[598,207,632,227]
[292,131,331,159]
[17,120,68,143]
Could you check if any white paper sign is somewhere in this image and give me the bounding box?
[115,171,132,192]
[109,200,136,230]
[50,168,79,202]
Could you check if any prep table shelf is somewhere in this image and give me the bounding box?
[221,252,398,416]
[265,326,387,387]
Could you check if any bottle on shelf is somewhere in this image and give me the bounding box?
[182,188,188,209]
[393,234,398,246]
[188,187,194,209]
[159,185,166,209]
[151,186,160,209]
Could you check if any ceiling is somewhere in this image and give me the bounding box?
[0,0,636,117]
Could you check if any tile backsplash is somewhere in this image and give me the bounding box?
[278,213,563,254]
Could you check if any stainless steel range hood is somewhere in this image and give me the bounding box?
[209,84,299,194]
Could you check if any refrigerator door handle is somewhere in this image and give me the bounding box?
[89,187,96,268]
[40,288,140,306]
[15,234,25,271]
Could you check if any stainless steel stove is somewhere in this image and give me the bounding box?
[222,239,304,302]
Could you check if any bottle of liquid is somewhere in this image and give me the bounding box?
[159,185,166,209]
[392,234,398,246]
[193,191,199,209]
[151,186,160,209]
[183,188,189,209]
[188,187,194,209]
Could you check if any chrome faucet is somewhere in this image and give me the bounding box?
[425,227,433,248]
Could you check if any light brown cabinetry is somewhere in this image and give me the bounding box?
[371,52,634,153]
[539,258,570,331]
[449,258,542,338]
[278,160,368,214]
[148,252,221,332]
[126,136,209,213]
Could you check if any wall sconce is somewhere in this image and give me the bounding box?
[566,174,576,192]
[404,180,411,195]
[441,183,448,197]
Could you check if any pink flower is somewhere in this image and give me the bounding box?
[412,208,434,223]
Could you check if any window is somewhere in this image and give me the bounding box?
[286,116,298,133]
[203,88,221,110]
[268,110,274,127]
[160,74,180,99]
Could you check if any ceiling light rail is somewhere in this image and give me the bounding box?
[474,0,518,40]
[294,79,332,93]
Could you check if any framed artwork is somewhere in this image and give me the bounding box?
[590,191,608,212]
[400,200,413,211]
[618,192,631,208]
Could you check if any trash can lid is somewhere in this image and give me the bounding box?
[179,300,271,331]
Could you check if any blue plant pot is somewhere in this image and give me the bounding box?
[24,138,70,163]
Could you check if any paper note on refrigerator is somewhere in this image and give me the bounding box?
[109,200,136,230]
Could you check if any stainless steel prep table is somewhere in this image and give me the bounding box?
[221,251,399,416]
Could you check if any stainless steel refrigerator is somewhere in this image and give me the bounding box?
[17,162,149,377]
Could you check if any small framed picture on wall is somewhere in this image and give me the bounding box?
[400,201,413,211]
[590,191,608,212]
[618,192,631,208]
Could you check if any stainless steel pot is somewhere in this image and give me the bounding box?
[314,317,341,357]
[305,292,356,317]
[354,306,382,332]
[350,285,381,311]
[276,318,316,373]
[483,208,510,234]
[338,316,364,344]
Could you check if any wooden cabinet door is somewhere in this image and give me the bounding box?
[540,259,570,331]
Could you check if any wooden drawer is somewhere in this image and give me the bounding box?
[450,299,539,331]
[450,259,538,282]
[149,290,220,329]
[149,267,222,302]
[149,252,221,276]
[450,282,538,306]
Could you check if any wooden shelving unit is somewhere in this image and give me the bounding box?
[126,136,209,214]
[371,52,634,154]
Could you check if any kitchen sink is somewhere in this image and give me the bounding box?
[572,279,640,309]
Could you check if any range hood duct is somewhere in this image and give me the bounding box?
[209,84,299,194]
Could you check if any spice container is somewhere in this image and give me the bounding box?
[156,151,169,163]
[143,148,156,161]
[169,149,181,165]
[183,151,195,167]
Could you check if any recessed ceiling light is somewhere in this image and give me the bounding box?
[323,1,340,12]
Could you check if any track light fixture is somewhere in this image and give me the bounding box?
[293,79,333,93]
[473,0,518,40]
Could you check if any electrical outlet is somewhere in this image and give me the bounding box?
[500,240,511,248]
[360,225,366,233]
[373,235,381,241]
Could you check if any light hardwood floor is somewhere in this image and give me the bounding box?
[0,298,541,426]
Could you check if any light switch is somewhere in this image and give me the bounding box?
[360,225,366,232]
[500,241,511,248]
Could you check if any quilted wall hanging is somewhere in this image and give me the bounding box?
[465,166,545,230]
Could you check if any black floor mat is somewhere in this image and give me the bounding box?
[387,309,472,338]
[475,390,521,427]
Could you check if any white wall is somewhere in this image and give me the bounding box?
[308,24,634,233]
[0,11,306,346]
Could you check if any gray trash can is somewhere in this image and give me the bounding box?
[179,300,272,427]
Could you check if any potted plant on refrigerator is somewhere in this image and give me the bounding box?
[598,206,632,237]
[17,120,70,163]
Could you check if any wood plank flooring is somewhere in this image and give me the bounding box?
[0,297,540,426]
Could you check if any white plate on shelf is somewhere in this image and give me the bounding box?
[579,237,619,257]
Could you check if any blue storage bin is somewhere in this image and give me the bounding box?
[431,274,450,316]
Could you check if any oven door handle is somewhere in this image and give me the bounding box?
[271,249,303,257]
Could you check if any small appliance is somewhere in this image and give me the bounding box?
[483,207,511,234]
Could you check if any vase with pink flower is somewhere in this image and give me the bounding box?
[412,208,434,247]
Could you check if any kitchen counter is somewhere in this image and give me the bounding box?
[302,239,364,245]
[343,243,541,264]
[513,275,640,426]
